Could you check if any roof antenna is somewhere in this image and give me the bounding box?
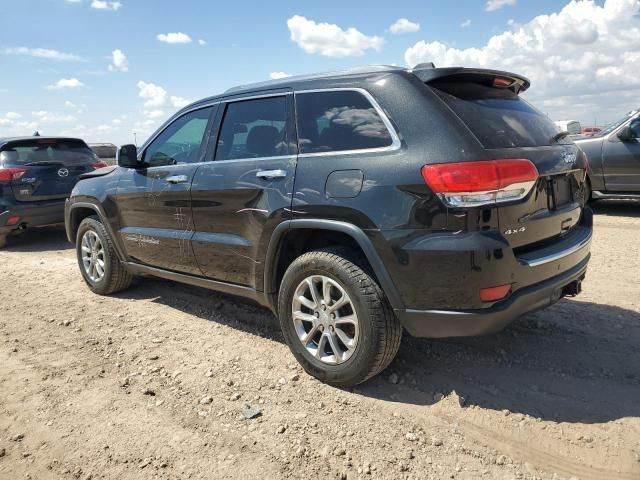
[32,131,41,136]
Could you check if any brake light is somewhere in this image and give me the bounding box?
[480,284,512,302]
[421,159,538,207]
[92,161,108,170]
[6,216,21,226]
[493,77,515,88]
[0,167,27,183]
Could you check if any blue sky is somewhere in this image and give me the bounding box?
[1,0,639,144]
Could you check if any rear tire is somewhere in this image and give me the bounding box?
[278,247,402,388]
[0,235,6,249]
[76,216,132,295]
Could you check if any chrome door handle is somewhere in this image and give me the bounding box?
[256,169,287,180]
[166,175,189,184]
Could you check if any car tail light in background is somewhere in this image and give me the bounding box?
[480,284,512,302]
[91,161,108,170]
[6,216,21,226]
[0,167,27,183]
[421,159,539,207]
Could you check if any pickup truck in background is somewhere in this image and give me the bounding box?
[575,109,640,201]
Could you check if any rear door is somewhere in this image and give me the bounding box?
[428,77,586,249]
[1,138,99,202]
[602,116,640,192]
[190,92,297,288]
[115,106,215,274]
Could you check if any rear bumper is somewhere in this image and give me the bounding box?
[395,254,589,338]
[0,200,65,235]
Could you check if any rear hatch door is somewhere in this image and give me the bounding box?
[2,138,99,202]
[426,72,586,248]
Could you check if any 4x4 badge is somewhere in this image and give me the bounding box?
[504,226,526,235]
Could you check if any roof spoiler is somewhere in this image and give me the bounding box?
[410,66,531,94]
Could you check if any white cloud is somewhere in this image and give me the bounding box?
[137,81,167,108]
[269,71,290,80]
[461,19,472,28]
[2,47,84,61]
[198,39,207,46]
[143,109,165,119]
[108,49,128,72]
[31,111,76,123]
[91,0,122,11]
[157,32,192,44]
[486,0,516,11]
[66,0,82,3]
[5,112,21,120]
[389,18,420,35]
[287,15,384,57]
[46,78,84,90]
[137,81,190,121]
[170,96,189,108]
[404,0,640,124]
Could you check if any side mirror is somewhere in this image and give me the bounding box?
[117,144,141,168]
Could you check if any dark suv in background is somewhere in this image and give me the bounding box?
[0,136,107,248]
[65,65,592,386]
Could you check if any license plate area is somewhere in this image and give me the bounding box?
[548,175,572,209]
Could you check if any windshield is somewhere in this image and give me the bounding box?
[430,80,567,148]
[595,110,639,137]
[0,139,97,166]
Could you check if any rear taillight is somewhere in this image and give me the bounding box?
[421,159,539,207]
[92,161,108,170]
[0,168,27,183]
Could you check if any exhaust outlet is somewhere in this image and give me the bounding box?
[562,280,582,297]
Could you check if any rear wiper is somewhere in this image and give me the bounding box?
[23,161,64,166]
[551,131,570,143]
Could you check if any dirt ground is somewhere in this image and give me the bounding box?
[0,202,639,480]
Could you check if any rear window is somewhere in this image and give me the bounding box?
[430,81,564,149]
[0,139,96,166]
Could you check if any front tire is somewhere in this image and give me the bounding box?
[76,216,132,295]
[278,247,402,387]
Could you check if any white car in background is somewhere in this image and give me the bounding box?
[554,120,582,135]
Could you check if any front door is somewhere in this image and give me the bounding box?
[191,93,297,288]
[115,106,215,274]
[603,117,640,192]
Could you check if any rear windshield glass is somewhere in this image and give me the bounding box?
[430,81,565,149]
[0,139,96,166]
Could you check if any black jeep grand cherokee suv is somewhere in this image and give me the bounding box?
[65,65,592,386]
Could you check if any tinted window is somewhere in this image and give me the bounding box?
[296,90,393,154]
[0,139,96,166]
[215,96,289,161]
[630,118,640,138]
[431,81,563,149]
[144,107,212,167]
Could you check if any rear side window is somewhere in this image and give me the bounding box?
[296,90,394,154]
[0,139,96,166]
[430,81,563,149]
[215,96,290,161]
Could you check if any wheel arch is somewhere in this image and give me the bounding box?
[264,219,403,311]
[66,202,126,261]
